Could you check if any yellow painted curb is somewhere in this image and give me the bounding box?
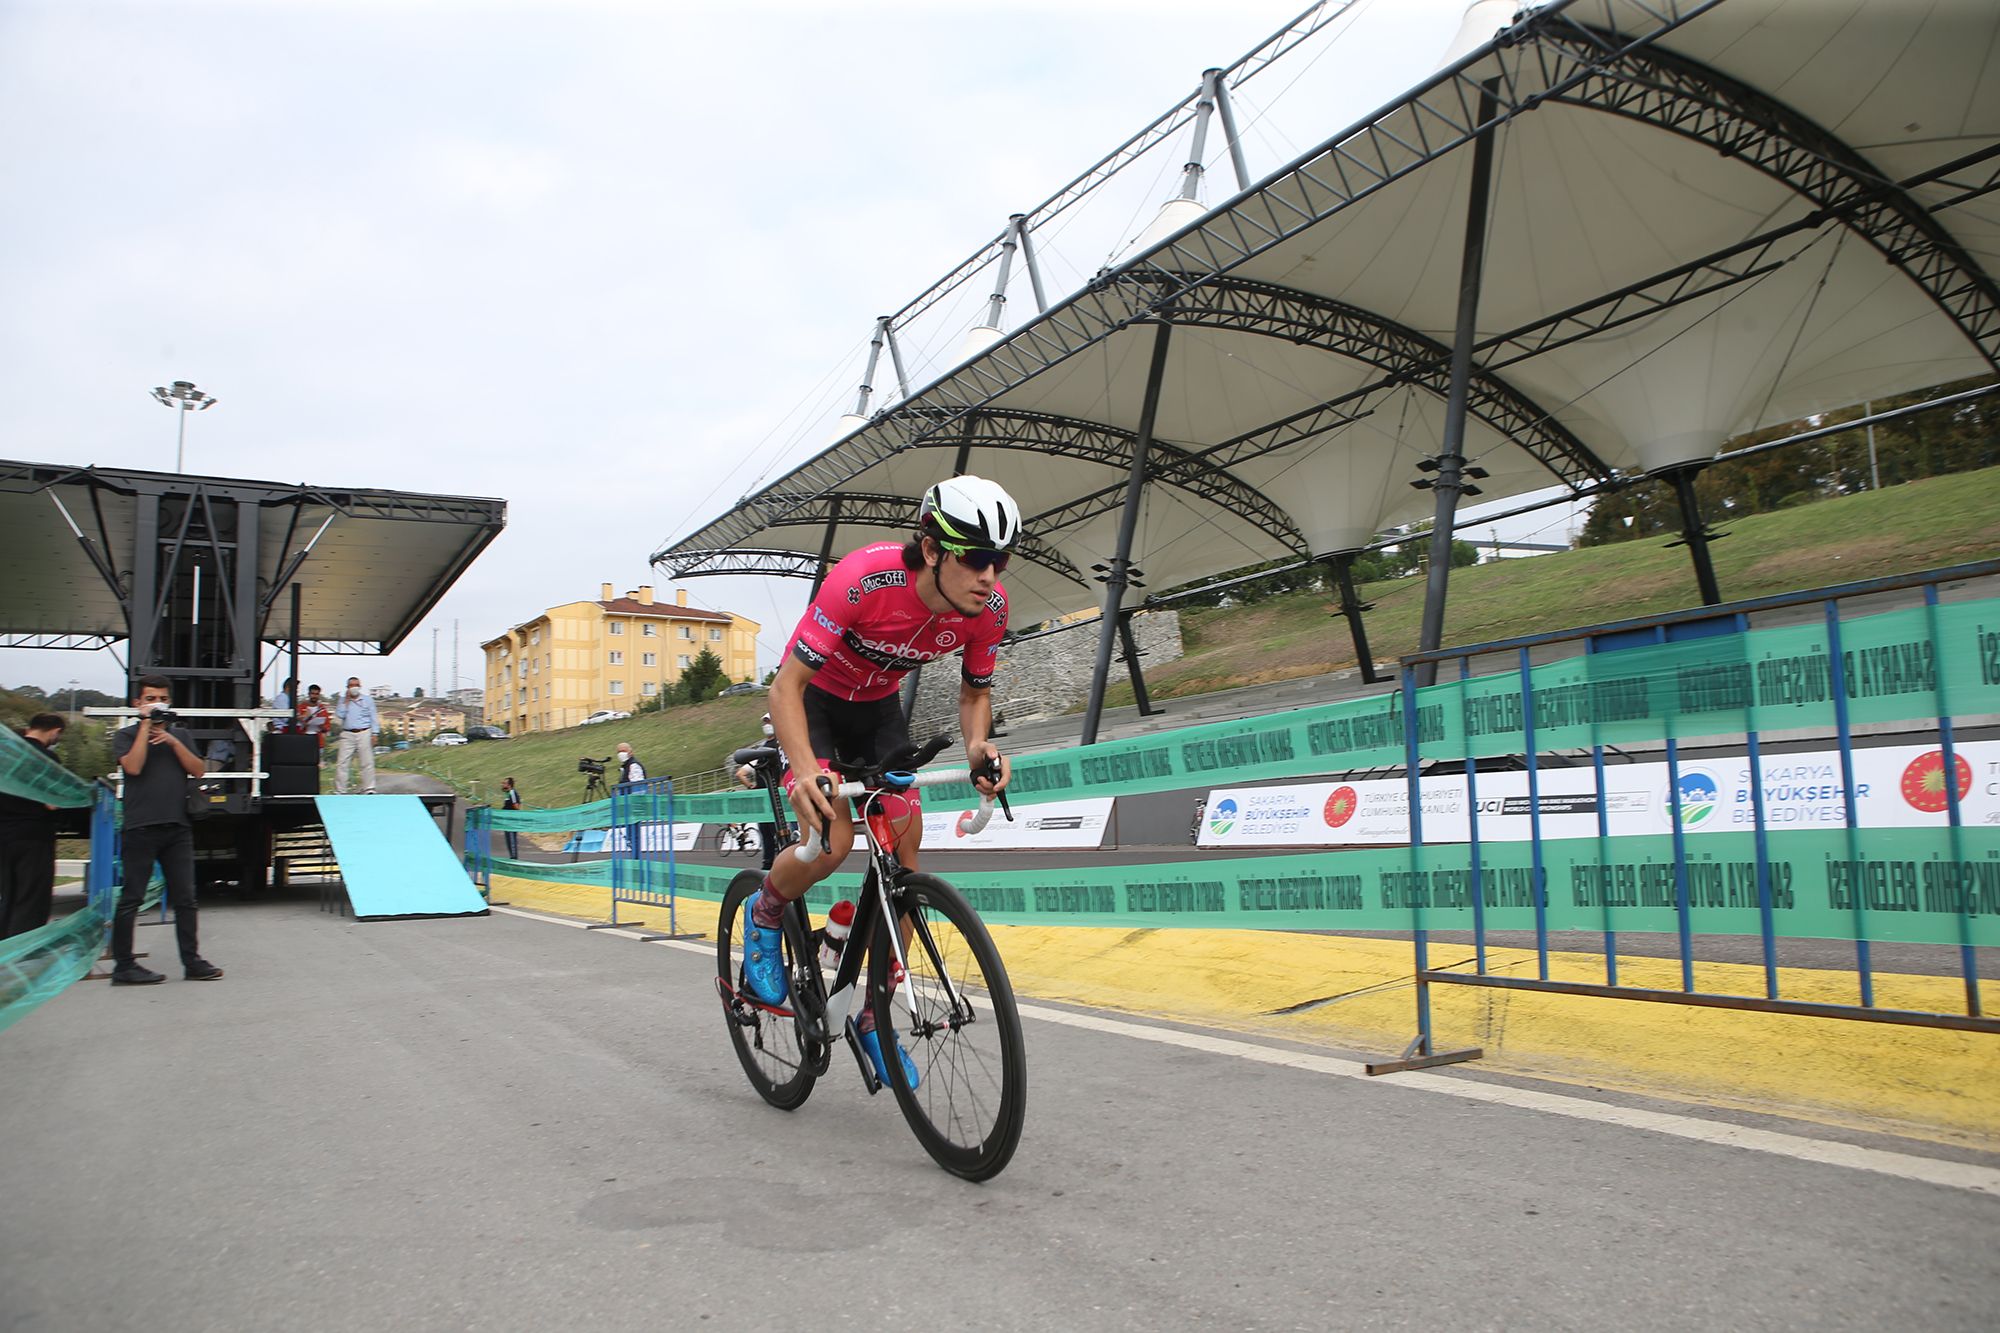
[488,874,2000,1146]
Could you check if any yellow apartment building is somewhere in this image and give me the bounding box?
[481,585,760,734]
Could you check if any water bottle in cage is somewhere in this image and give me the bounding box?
[819,899,855,970]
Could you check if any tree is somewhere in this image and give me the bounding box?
[683,647,727,703]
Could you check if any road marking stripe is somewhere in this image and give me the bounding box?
[1012,1002,2000,1196]
[492,903,2000,1195]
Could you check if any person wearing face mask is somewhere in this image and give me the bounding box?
[332,677,378,795]
[613,742,645,788]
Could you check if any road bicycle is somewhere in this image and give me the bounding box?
[712,822,759,857]
[713,734,1027,1181]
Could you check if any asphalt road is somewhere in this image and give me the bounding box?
[6,893,1995,1332]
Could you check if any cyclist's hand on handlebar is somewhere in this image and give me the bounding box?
[789,766,839,832]
[968,741,1010,796]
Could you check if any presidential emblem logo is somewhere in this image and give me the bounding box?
[1900,749,1972,813]
[1323,786,1358,829]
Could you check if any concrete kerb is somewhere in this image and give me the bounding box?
[485,873,2000,1147]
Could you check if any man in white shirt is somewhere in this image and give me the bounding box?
[615,743,645,787]
[333,677,379,795]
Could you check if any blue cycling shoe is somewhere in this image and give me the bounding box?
[741,921,787,1006]
[860,1028,919,1090]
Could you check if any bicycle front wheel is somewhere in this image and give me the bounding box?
[716,870,816,1110]
[870,874,1027,1181]
[713,827,735,857]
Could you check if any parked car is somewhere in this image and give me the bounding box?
[581,710,631,725]
[430,732,468,747]
[719,681,765,697]
[465,725,510,741]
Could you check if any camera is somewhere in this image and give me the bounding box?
[577,757,606,776]
[145,704,179,724]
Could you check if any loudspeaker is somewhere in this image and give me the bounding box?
[264,734,319,766]
[264,765,319,797]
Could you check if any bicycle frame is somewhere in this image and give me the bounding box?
[727,757,1001,1088]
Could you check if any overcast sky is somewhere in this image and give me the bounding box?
[0,0,1564,700]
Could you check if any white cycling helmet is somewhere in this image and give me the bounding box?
[919,475,1021,551]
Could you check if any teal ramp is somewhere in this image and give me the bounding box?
[316,796,488,920]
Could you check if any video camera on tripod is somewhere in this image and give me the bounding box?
[577,756,608,777]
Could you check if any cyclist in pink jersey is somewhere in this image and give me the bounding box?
[743,476,1018,1086]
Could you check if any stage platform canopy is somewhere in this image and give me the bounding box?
[0,459,505,658]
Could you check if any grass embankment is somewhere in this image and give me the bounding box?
[1101,465,2000,708]
[374,695,771,810]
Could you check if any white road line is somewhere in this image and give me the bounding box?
[492,904,2000,1196]
[1012,1003,2000,1197]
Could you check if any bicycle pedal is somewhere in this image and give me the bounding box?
[843,1016,882,1095]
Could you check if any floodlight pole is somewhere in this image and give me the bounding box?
[1081,317,1173,745]
[150,380,217,473]
[1415,84,1499,687]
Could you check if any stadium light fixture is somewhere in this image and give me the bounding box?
[151,380,218,473]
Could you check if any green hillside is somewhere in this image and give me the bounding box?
[1099,464,2000,708]
[375,694,772,810]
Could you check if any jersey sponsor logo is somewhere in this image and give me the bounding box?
[985,590,1005,616]
[934,629,959,649]
[810,604,845,636]
[841,628,935,672]
[859,570,907,595]
[963,670,993,689]
[793,641,828,669]
[846,586,860,604]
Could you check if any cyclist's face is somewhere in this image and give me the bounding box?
[928,538,998,614]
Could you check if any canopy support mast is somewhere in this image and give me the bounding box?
[1661,465,1726,606]
[1081,317,1172,745]
[1416,82,1499,687]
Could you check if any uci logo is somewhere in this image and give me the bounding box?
[1208,797,1238,836]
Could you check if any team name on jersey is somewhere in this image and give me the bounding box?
[859,570,907,595]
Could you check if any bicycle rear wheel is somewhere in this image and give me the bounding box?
[716,871,816,1110]
[869,874,1027,1181]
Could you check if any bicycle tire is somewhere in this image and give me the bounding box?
[713,827,734,857]
[869,873,1027,1181]
[716,871,816,1110]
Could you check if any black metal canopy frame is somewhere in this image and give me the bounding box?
[655,0,2000,740]
[0,460,505,708]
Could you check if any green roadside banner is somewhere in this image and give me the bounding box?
[576,822,2000,948]
[0,726,95,808]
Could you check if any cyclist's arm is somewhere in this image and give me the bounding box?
[768,654,834,829]
[959,681,1010,795]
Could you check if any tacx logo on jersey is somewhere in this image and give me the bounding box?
[810,605,844,636]
[859,570,907,595]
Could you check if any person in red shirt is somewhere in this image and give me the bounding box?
[744,477,1019,1082]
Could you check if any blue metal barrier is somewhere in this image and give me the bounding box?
[1373,562,2000,1075]
[606,777,704,939]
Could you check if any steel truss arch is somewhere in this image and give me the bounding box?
[656,493,1089,587]
[1527,21,2000,371]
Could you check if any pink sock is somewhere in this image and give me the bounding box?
[751,878,784,929]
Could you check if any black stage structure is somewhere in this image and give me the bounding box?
[0,458,506,886]
[652,0,2000,739]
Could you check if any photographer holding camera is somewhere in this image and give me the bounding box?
[109,675,221,984]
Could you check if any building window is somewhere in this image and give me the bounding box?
[608,651,624,665]
[708,627,723,641]
[641,681,658,696]
[641,624,657,637]
[609,622,624,635]
[608,680,624,695]
[678,625,694,639]
[641,652,656,667]
[677,654,691,669]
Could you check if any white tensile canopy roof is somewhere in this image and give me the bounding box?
[657,0,2000,628]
